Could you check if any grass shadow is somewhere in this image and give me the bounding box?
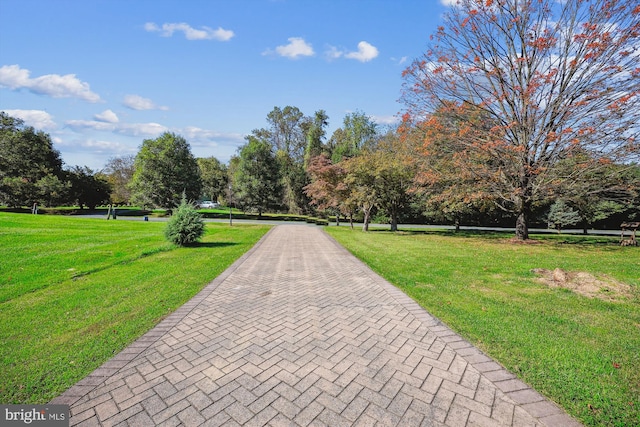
[370,228,512,239]
[192,242,239,248]
[368,228,624,248]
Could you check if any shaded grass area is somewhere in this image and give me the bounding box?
[0,206,330,225]
[326,227,640,427]
[0,213,270,403]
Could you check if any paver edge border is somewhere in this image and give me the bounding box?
[51,226,277,406]
[320,228,583,427]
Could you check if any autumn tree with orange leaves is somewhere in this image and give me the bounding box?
[402,0,640,239]
[402,103,499,231]
[304,154,353,226]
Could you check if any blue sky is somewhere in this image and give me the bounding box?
[0,0,454,170]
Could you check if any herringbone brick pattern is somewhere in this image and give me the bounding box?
[52,225,581,426]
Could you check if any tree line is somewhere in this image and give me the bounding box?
[2,1,638,240]
[2,101,637,238]
[0,113,111,210]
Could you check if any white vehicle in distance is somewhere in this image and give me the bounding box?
[199,201,220,209]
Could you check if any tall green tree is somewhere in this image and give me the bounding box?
[265,106,307,163]
[368,131,416,231]
[0,112,65,207]
[303,110,329,169]
[343,154,378,231]
[233,136,283,217]
[66,166,111,210]
[252,106,326,214]
[342,141,415,232]
[130,132,201,209]
[331,111,378,163]
[35,175,70,208]
[197,156,228,202]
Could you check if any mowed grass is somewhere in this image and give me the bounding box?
[0,212,270,403]
[327,227,640,427]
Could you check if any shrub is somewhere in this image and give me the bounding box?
[165,195,205,246]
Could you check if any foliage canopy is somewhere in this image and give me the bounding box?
[401,0,640,239]
[130,132,202,209]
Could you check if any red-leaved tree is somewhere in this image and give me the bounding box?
[304,154,352,225]
[402,0,640,239]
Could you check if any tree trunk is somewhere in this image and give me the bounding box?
[390,208,398,232]
[362,206,372,232]
[515,207,530,240]
[349,212,354,229]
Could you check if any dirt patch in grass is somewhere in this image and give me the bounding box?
[505,237,544,245]
[531,268,634,301]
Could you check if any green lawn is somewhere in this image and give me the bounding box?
[326,227,640,427]
[0,212,270,404]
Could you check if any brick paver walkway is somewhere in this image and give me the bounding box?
[52,225,581,426]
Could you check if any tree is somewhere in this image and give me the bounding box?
[368,131,416,231]
[303,110,330,169]
[342,155,379,231]
[342,139,415,232]
[165,193,205,246]
[402,0,640,240]
[233,136,283,217]
[406,103,501,231]
[547,199,581,233]
[197,156,228,202]
[331,111,378,163]
[130,132,202,209]
[66,166,111,210]
[35,174,70,208]
[551,151,637,233]
[265,106,307,163]
[252,106,320,213]
[305,154,351,225]
[0,112,65,207]
[103,155,135,205]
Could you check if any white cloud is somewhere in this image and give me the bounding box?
[65,119,117,132]
[325,41,379,63]
[440,0,459,6]
[94,109,119,123]
[65,112,244,157]
[345,41,379,62]
[325,46,344,61]
[123,94,169,111]
[391,56,408,66]
[181,126,244,145]
[267,37,315,59]
[145,22,234,41]
[56,138,131,152]
[117,122,169,137]
[0,64,101,102]
[371,115,400,125]
[66,118,169,138]
[1,109,57,130]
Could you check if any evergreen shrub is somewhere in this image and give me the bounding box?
[165,195,205,246]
